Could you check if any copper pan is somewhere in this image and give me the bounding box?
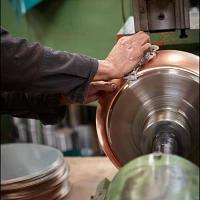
[96,50,199,169]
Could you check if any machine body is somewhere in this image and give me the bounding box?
[117,0,199,55]
[105,154,199,200]
[95,50,199,200]
[132,0,190,33]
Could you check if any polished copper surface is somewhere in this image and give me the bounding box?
[96,79,128,169]
[96,50,199,169]
[137,50,199,77]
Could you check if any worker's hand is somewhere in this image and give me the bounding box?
[84,81,116,104]
[94,31,151,81]
[59,81,116,105]
[107,31,152,79]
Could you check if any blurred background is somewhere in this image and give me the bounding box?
[1,0,132,156]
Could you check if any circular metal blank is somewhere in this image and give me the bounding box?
[1,143,64,184]
[96,50,199,169]
[1,144,71,200]
[108,69,199,165]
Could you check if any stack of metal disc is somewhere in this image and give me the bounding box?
[1,143,71,200]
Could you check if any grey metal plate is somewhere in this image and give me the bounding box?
[1,143,64,184]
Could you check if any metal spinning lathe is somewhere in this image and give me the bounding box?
[94,50,199,200]
[1,143,71,200]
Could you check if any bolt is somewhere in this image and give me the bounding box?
[158,13,165,20]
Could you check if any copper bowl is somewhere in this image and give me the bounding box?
[96,50,199,169]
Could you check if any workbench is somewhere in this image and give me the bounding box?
[64,157,118,200]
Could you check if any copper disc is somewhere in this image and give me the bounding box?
[96,50,199,169]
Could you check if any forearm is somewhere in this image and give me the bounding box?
[92,60,114,81]
[1,27,98,104]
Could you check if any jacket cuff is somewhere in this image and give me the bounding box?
[66,57,98,103]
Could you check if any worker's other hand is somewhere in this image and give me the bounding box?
[59,81,116,105]
[94,31,151,81]
[84,81,116,104]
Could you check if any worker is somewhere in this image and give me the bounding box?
[1,27,152,125]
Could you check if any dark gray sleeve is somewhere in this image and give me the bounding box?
[1,27,98,104]
[1,92,66,125]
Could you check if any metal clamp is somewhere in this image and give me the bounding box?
[90,178,110,200]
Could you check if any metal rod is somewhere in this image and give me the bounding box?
[152,131,179,155]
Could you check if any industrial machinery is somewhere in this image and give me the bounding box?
[95,50,199,199]
[93,1,199,199]
[117,0,199,55]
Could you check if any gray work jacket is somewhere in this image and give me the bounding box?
[1,27,98,125]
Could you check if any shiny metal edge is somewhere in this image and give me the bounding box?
[1,143,65,185]
[1,161,70,191]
